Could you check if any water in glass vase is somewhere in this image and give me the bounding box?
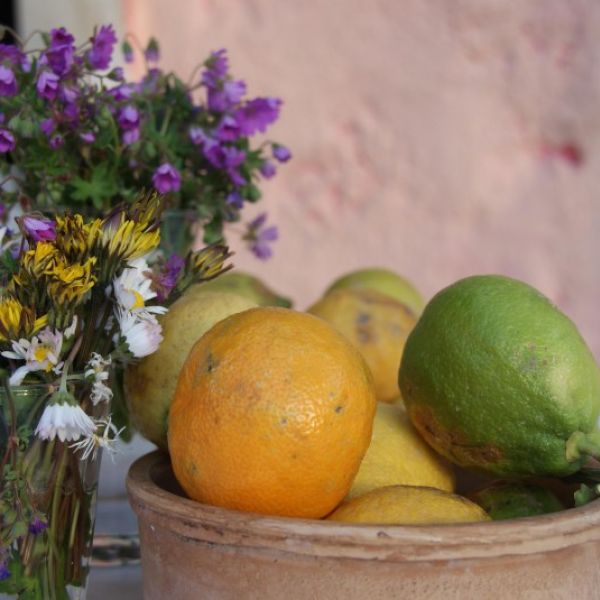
[0,384,105,600]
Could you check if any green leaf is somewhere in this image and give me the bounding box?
[202,216,224,244]
[69,164,118,210]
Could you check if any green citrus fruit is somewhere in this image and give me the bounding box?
[186,271,292,308]
[326,268,424,316]
[468,481,564,520]
[399,274,600,478]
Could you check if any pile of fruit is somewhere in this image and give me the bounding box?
[126,268,600,524]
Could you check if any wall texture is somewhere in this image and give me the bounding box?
[125,0,600,358]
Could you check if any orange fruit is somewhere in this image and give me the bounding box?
[308,289,417,403]
[169,307,377,518]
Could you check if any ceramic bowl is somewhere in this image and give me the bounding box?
[127,451,600,599]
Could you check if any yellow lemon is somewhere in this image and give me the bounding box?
[308,289,417,403]
[328,485,490,525]
[348,402,455,499]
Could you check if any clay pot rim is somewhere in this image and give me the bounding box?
[127,451,600,562]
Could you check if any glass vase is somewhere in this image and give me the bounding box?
[159,209,199,258]
[0,384,105,600]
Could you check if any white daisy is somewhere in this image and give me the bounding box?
[64,316,78,339]
[113,257,167,316]
[116,309,163,358]
[84,352,113,405]
[35,401,96,442]
[70,416,124,461]
[2,328,64,385]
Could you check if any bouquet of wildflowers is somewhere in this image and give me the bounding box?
[0,24,288,258]
[0,192,230,597]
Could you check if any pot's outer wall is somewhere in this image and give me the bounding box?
[127,453,600,599]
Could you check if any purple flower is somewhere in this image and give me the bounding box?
[50,27,75,47]
[28,517,48,535]
[245,213,278,260]
[39,118,55,136]
[0,43,21,64]
[189,126,209,146]
[60,85,78,103]
[259,160,276,179]
[44,44,74,77]
[202,48,229,87]
[109,83,134,102]
[21,215,57,242]
[208,79,247,112]
[0,129,15,153]
[223,147,246,168]
[0,65,17,97]
[49,134,64,149]
[0,561,9,581]
[123,129,140,145]
[272,144,291,163]
[140,68,161,93]
[63,103,79,124]
[226,191,244,209]
[108,67,124,82]
[156,254,185,301]
[118,105,140,145]
[43,28,76,76]
[87,25,117,70]
[122,41,134,63]
[36,71,60,100]
[144,38,160,63]
[235,97,281,135]
[205,145,245,169]
[152,163,181,193]
[215,115,240,142]
[80,131,95,143]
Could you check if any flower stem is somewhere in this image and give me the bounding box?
[47,443,68,600]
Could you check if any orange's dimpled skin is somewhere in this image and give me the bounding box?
[168,307,377,519]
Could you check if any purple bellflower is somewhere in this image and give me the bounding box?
[152,163,181,193]
[87,25,117,70]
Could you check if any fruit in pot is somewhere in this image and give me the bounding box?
[348,402,454,500]
[468,481,564,520]
[169,307,377,518]
[328,485,490,525]
[125,291,257,450]
[308,289,417,403]
[325,267,425,316]
[185,271,292,307]
[399,274,600,478]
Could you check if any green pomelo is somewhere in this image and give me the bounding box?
[468,481,564,520]
[399,274,600,478]
[186,271,292,308]
[125,291,257,450]
[326,268,424,316]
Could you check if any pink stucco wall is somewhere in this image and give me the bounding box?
[124,0,600,358]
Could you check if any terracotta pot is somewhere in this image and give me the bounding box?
[127,451,600,599]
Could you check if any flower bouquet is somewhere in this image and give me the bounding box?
[0,192,230,598]
[0,24,289,258]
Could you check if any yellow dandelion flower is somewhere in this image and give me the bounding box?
[127,191,163,230]
[21,241,60,277]
[0,296,48,342]
[191,244,232,281]
[102,218,161,262]
[47,257,97,307]
[55,214,102,260]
